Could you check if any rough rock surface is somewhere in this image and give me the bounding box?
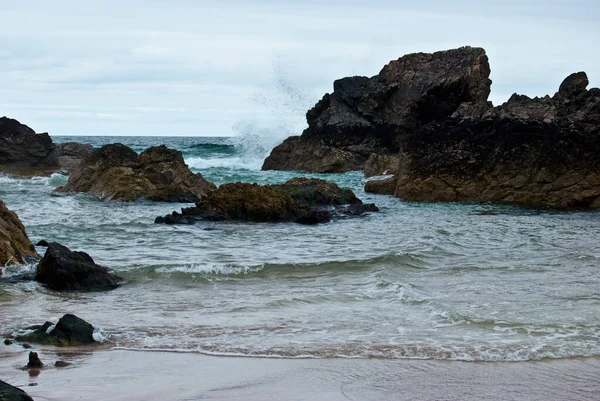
[0,116,60,176]
[0,200,38,271]
[36,242,121,291]
[387,72,600,208]
[263,47,491,173]
[364,154,399,177]
[156,178,378,224]
[57,144,216,202]
[15,314,95,346]
[52,142,94,174]
[0,379,34,401]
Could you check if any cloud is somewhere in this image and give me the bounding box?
[0,0,598,136]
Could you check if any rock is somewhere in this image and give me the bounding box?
[157,178,376,224]
[295,210,332,225]
[35,240,49,247]
[57,144,216,202]
[364,154,399,177]
[0,116,60,177]
[52,142,94,174]
[27,352,43,368]
[21,343,32,349]
[0,379,34,401]
[15,314,95,346]
[364,177,397,195]
[557,72,589,99]
[0,200,39,272]
[54,361,70,368]
[36,242,121,291]
[154,212,197,225]
[263,47,491,173]
[4,338,13,345]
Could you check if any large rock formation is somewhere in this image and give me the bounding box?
[57,144,216,202]
[15,314,97,346]
[378,72,600,208]
[0,200,38,273]
[0,116,60,176]
[263,47,491,173]
[156,178,378,225]
[36,242,121,291]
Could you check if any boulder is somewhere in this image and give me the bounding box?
[0,116,60,177]
[0,379,34,401]
[0,200,39,272]
[263,46,491,173]
[52,142,94,174]
[27,351,44,368]
[35,242,120,291]
[15,314,95,346]
[57,144,216,202]
[156,178,377,224]
[390,73,600,208]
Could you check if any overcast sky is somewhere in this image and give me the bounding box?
[1,0,599,137]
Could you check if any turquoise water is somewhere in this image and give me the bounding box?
[1,136,599,361]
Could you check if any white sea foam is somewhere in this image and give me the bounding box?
[45,324,56,334]
[155,263,263,276]
[92,327,109,343]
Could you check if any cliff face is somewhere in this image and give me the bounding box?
[392,72,600,208]
[263,47,492,173]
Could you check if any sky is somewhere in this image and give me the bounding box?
[1,0,599,137]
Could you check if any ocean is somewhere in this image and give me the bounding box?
[1,135,599,362]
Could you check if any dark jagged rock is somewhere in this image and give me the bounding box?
[0,379,34,401]
[157,178,376,225]
[4,338,13,345]
[154,212,197,225]
[54,361,70,368]
[0,200,39,272]
[35,240,49,247]
[0,116,60,177]
[27,352,43,368]
[16,314,95,346]
[389,73,600,208]
[52,142,94,174]
[36,242,120,291]
[263,47,491,173]
[57,144,216,202]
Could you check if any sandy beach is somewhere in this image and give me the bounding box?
[1,346,599,401]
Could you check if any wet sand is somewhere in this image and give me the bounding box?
[1,347,599,401]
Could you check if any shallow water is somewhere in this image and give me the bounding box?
[1,136,599,361]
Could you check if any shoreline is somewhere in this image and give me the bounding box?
[1,347,599,401]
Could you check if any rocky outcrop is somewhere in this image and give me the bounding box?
[52,142,94,174]
[0,379,34,401]
[0,116,60,176]
[263,47,492,173]
[36,242,121,291]
[15,314,96,346]
[57,144,216,202]
[0,200,38,272]
[156,178,378,225]
[382,72,600,208]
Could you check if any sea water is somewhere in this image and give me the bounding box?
[0,135,599,361]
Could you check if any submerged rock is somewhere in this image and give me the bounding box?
[57,144,216,202]
[16,314,95,346]
[0,379,34,401]
[0,116,60,177]
[0,200,39,273]
[26,351,44,368]
[263,47,491,173]
[156,178,377,225]
[36,242,120,291]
